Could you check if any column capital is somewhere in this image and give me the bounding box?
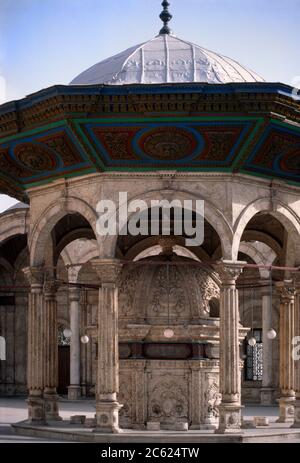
[23,267,45,287]
[92,258,123,284]
[43,278,58,297]
[293,272,300,292]
[215,260,246,284]
[276,280,295,303]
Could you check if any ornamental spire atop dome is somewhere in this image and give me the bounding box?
[159,0,173,35]
[70,0,265,86]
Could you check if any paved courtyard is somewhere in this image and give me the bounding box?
[1,398,300,443]
[0,397,95,443]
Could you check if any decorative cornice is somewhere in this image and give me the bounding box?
[0,85,299,201]
[0,84,299,138]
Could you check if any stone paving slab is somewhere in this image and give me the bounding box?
[11,420,300,444]
[2,398,300,443]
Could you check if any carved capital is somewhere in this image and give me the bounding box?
[23,267,45,287]
[92,259,123,285]
[43,278,58,296]
[276,280,295,303]
[293,272,300,292]
[215,260,246,285]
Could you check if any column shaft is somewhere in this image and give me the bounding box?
[44,283,61,421]
[68,287,81,400]
[23,268,45,423]
[98,284,119,396]
[92,259,123,434]
[215,261,245,434]
[292,277,300,428]
[276,280,295,423]
[260,287,275,404]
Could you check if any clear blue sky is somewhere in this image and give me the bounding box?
[0,0,299,211]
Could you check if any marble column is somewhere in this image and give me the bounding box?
[68,287,81,400]
[215,260,245,434]
[23,267,45,423]
[291,275,300,428]
[260,285,275,405]
[43,281,61,421]
[276,280,295,423]
[92,258,123,433]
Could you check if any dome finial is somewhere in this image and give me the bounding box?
[159,0,173,35]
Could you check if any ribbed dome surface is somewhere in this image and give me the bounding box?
[70,34,264,86]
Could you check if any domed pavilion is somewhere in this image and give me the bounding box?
[0,1,300,437]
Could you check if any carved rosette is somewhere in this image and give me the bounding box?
[14,142,58,172]
[138,127,197,161]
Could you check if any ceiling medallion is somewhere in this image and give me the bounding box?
[14,143,58,172]
[279,147,300,173]
[139,127,197,161]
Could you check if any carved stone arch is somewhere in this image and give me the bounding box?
[0,209,29,245]
[29,196,98,267]
[60,240,98,283]
[100,189,233,260]
[232,197,300,263]
[242,230,282,258]
[54,228,95,265]
[239,242,277,279]
[124,236,209,262]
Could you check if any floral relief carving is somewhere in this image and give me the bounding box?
[193,268,220,316]
[148,378,188,422]
[204,375,221,420]
[119,266,142,317]
[149,266,187,317]
[118,371,133,420]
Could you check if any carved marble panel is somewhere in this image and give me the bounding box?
[147,367,189,426]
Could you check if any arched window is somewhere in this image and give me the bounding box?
[0,336,6,361]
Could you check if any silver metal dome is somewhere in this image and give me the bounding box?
[70,34,264,86]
